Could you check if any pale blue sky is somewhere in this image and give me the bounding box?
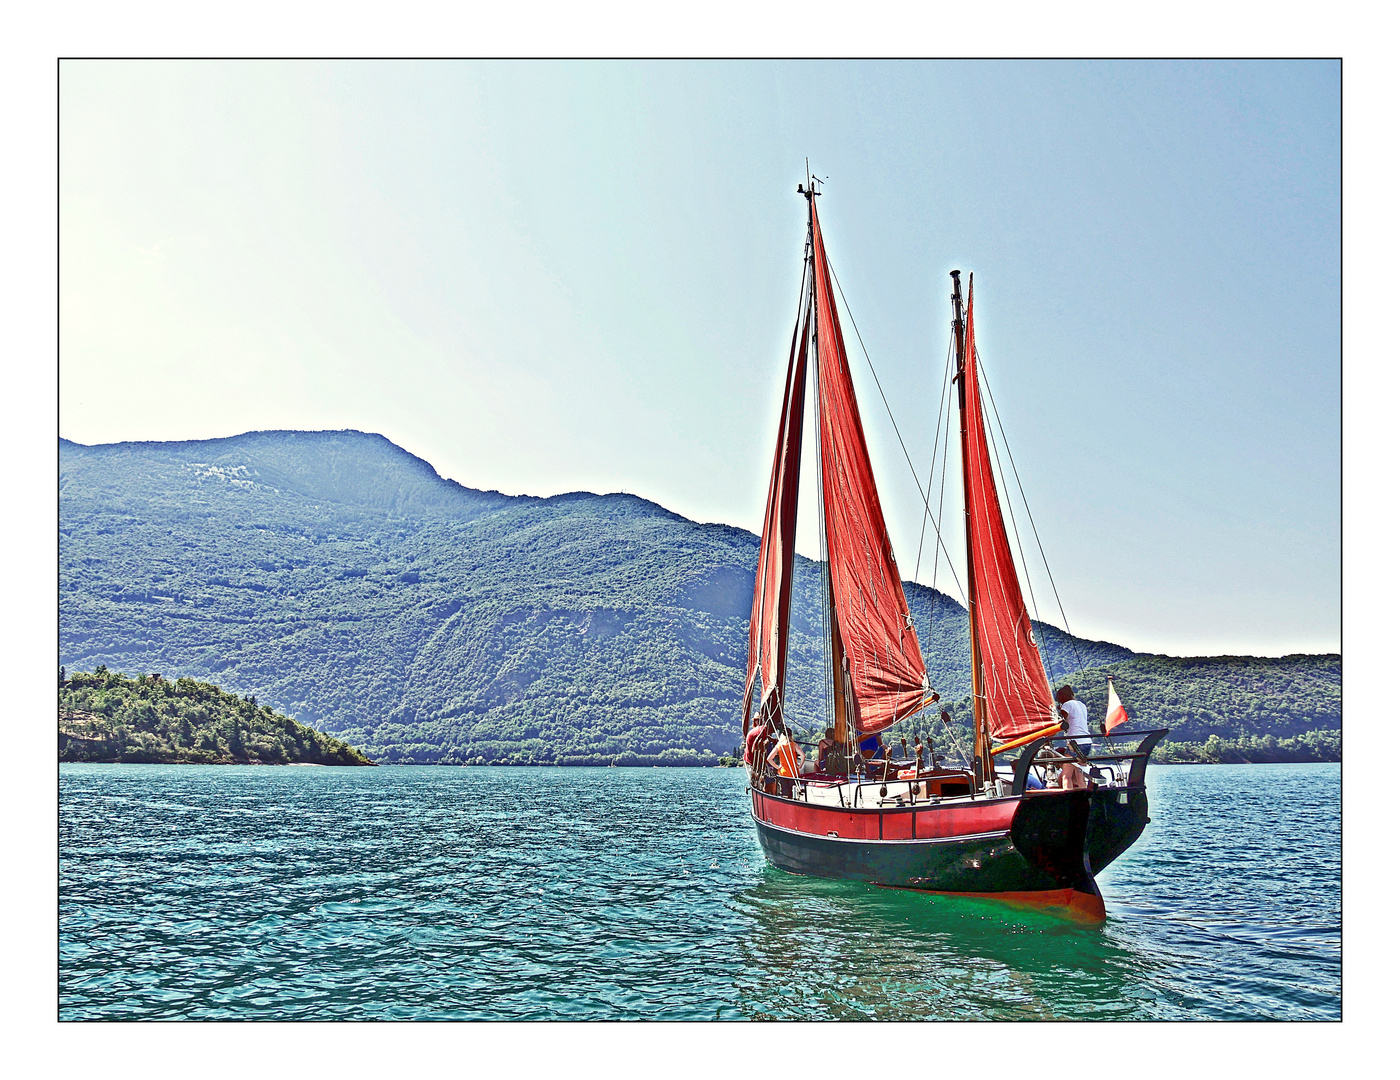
[59,60,1339,655]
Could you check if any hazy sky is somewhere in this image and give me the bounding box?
[58,60,1339,656]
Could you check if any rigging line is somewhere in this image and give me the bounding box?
[933,347,955,600]
[826,262,967,605]
[977,347,1044,633]
[927,344,956,663]
[977,355,1087,677]
[916,335,955,701]
[946,710,972,770]
[914,333,954,583]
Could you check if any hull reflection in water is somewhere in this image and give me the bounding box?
[730,868,1150,1021]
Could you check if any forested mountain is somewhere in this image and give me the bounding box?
[59,431,1337,764]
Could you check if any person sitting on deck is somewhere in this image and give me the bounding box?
[766,726,805,797]
[825,734,853,776]
[816,727,836,774]
[859,732,895,780]
[1057,748,1087,790]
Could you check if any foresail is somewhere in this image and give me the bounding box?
[961,281,1056,740]
[743,307,809,729]
[809,204,927,734]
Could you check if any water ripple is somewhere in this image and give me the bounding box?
[59,762,1339,1020]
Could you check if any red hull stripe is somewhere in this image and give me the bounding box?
[752,790,1018,842]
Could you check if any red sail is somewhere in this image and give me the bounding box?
[810,204,928,734]
[962,280,1056,740]
[743,307,809,729]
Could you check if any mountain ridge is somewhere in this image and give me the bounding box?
[59,429,1339,764]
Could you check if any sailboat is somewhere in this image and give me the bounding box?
[742,181,1168,922]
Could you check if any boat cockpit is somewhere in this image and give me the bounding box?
[761,728,1168,808]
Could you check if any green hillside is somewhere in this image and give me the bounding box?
[60,668,373,765]
[1048,653,1341,743]
[59,431,1335,765]
[921,652,1341,764]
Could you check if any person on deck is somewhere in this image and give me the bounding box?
[766,727,805,797]
[743,722,766,767]
[1056,747,1087,790]
[816,727,836,774]
[1056,685,1092,756]
[859,732,891,780]
[912,735,926,771]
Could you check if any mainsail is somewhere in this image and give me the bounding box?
[809,201,928,734]
[959,278,1056,741]
[742,306,809,730]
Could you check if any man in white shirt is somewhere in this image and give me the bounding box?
[1055,685,1092,755]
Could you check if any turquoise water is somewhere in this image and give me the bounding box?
[59,762,1339,1020]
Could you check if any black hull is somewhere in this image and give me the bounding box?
[1086,786,1151,874]
[752,788,1108,920]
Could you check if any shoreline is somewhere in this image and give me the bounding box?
[58,757,367,767]
[59,758,1340,768]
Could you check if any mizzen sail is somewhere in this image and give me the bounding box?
[809,201,928,734]
[960,278,1056,741]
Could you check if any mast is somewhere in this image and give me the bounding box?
[951,270,992,787]
[741,188,813,760]
[802,179,850,746]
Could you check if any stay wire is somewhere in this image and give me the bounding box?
[977,356,1087,677]
[932,354,955,607]
[977,348,1050,682]
[912,337,956,716]
[914,334,953,584]
[977,347,1043,627]
[924,344,958,712]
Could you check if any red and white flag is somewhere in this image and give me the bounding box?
[1105,678,1129,732]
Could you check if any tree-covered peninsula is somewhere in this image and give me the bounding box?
[60,668,373,765]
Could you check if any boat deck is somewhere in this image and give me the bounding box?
[792,757,1135,809]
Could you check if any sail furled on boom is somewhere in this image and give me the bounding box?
[742,304,810,730]
[809,202,928,734]
[960,279,1056,740]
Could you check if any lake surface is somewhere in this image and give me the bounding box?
[59,762,1340,1020]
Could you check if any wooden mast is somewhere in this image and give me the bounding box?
[803,180,850,748]
[950,271,991,787]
